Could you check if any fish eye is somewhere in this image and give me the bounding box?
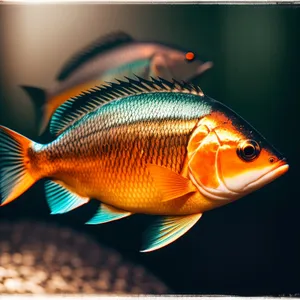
[237,139,261,162]
[185,52,195,62]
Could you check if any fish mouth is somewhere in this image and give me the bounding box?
[242,160,289,193]
[189,159,289,202]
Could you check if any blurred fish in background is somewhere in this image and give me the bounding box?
[20,31,213,136]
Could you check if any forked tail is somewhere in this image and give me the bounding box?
[0,126,38,206]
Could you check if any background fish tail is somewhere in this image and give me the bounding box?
[20,86,47,135]
[0,126,40,206]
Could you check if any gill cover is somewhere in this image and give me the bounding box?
[188,125,239,201]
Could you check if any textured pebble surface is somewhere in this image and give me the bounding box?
[0,221,170,294]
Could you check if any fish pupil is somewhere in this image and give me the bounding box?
[244,145,255,157]
[237,140,260,162]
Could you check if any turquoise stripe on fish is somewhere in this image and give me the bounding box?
[101,59,150,80]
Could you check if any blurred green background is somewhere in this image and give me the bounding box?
[0,4,299,295]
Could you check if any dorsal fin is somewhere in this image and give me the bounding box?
[56,31,134,81]
[49,76,205,137]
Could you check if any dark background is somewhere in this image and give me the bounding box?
[0,4,299,296]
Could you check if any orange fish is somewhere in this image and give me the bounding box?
[0,78,288,252]
[21,31,212,136]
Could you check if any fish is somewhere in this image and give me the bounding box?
[20,31,213,136]
[0,77,288,252]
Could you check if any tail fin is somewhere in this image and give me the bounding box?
[20,86,47,136]
[0,126,37,206]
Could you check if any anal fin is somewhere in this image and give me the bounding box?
[45,180,89,214]
[140,213,202,253]
[86,203,132,225]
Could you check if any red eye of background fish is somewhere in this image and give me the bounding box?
[237,140,261,162]
[185,52,195,62]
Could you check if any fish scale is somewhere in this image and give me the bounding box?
[31,92,208,214]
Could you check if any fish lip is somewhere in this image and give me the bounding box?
[242,161,289,193]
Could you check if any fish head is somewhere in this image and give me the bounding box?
[188,105,289,202]
[152,49,213,82]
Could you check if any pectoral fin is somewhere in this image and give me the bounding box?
[86,203,132,225]
[147,164,196,202]
[140,213,202,252]
[45,180,89,214]
[149,54,173,81]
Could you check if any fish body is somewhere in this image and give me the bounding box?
[29,92,214,216]
[0,78,288,252]
[21,31,212,135]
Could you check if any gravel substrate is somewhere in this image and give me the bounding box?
[0,221,170,294]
